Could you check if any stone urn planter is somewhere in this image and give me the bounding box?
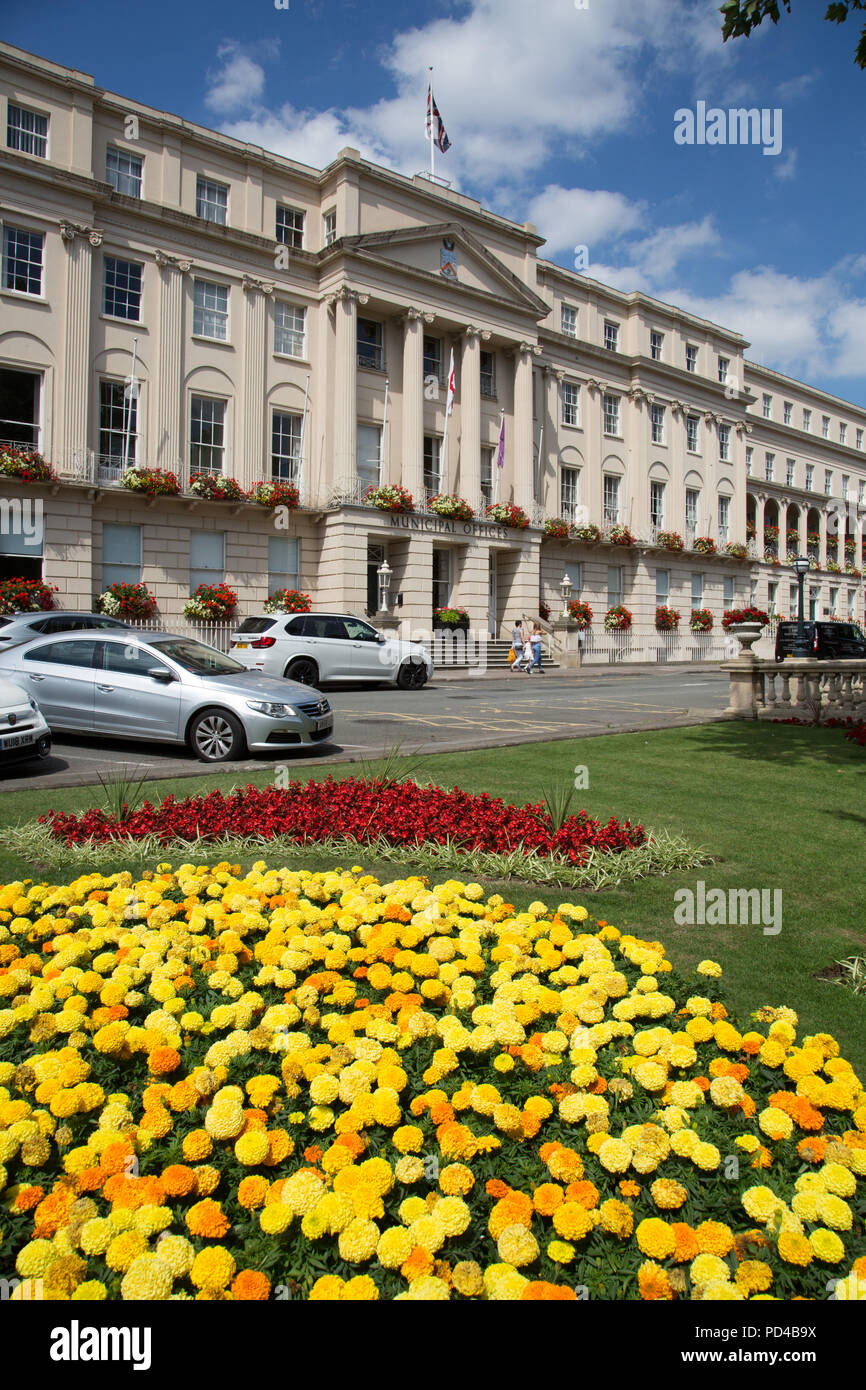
[728,621,765,656]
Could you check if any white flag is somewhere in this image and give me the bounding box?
[445,349,456,416]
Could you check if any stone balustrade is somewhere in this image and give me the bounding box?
[722,654,866,720]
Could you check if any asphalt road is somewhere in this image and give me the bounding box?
[0,668,729,792]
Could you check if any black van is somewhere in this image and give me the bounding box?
[774,621,866,660]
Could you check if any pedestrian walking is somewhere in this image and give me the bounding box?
[510,616,525,673]
[528,623,544,674]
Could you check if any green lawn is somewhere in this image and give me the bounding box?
[1,722,863,1072]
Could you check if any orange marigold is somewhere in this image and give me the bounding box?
[12,1185,43,1213]
[619,1181,641,1198]
[186,1199,230,1239]
[231,1270,271,1300]
[237,1176,269,1210]
[565,1180,600,1210]
[797,1136,827,1164]
[100,1141,135,1175]
[532,1183,564,1216]
[401,1247,435,1282]
[148,1046,181,1075]
[671,1223,701,1263]
[486,1178,511,1199]
[638,1260,674,1300]
[521,1281,577,1300]
[161,1165,197,1198]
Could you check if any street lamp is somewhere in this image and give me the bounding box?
[377,558,392,615]
[559,571,573,618]
[792,556,811,657]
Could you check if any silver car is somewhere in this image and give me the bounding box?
[0,610,127,648]
[0,630,334,762]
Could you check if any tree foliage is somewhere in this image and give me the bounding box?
[720,0,866,68]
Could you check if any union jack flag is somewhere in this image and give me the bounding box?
[426,85,452,153]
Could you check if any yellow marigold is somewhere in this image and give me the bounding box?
[234,1130,270,1166]
[758,1107,794,1142]
[120,1253,173,1301]
[598,1199,634,1239]
[778,1231,813,1266]
[181,1129,213,1162]
[690,1253,731,1287]
[105,1230,148,1272]
[439,1163,475,1197]
[434,1196,472,1237]
[809,1228,845,1263]
[483,1262,529,1301]
[497,1224,540,1268]
[259,1203,293,1235]
[650,1179,688,1211]
[597,1138,631,1173]
[376,1226,414,1270]
[190,1246,236,1291]
[552,1203,593,1242]
[309,1275,345,1300]
[338,1218,380,1263]
[392,1125,424,1154]
[546,1240,575,1265]
[636,1217,676,1261]
[154,1235,194,1278]
[735,1260,773,1294]
[741,1186,783,1225]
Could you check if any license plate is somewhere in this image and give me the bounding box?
[1,732,34,749]
[234,642,248,649]
[315,718,333,733]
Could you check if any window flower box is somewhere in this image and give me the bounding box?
[264,589,312,614]
[654,605,681,631]
[689,608,714,631]
[96,582,157,620]
[657,531,684,552]
[0,444,55,484]
[0,577,57,615]
[604,605,632,631]
[693,536,717,555]
[486,502,529,529]
[539,602,551,621]
[183,582,238,622]
[543,518,571,540]
[827,561,842,574]
[120,467,180,498]
[189,473,245,502]
[248,480,300,509]
[573,523,602,544]
[365,484,415,513]
[607,524,635,547]
[844,565,862,579]
[428,494,474,521]
[724,542,748,560]
[433,606,470,631]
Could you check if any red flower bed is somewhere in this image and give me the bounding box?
[772,716,866,748]
[40,777,646,863]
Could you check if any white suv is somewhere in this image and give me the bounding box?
[229,613,433,689]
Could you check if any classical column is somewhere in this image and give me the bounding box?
[331,288,366,486]
[819,509,828,569]
[798,505,808,557]
[401,308,426,502]
[59,223,99,468]
[154,250,189,475]
[460,326,481,507]
[513,342,536,513]
[755,495,765,555]
[542,366,564,519]
[242,275,273,488]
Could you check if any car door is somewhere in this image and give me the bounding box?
[304,616,353,680]
[18,637,103,731]
[342,617,390,679]
[93,638,182,741]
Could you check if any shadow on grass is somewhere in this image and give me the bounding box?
[679,720,865,767]
[822,809,866,828]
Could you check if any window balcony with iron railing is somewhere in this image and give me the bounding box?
[357,347,386,372]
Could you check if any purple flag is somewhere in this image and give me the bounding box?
[495,415,505,468]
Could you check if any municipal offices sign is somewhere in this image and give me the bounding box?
[388,515,510,540]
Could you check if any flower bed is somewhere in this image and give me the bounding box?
[248,481,300,509]
[264,589,312,615]
[189,473,245,503]
[120,467,180,498]
[433,607,469,630]
[183,583,238,622]
[428,495,474,521]
[0,443,55,483]
[0,859,863,1304]
[0,577,57,615]
[365,485,414,514]
[39,778,645,863]
[654,606,681,631]
[96,582,158,620]
[486,502,529,530]
[722,607,769,630]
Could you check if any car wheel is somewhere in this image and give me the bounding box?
[189,709,247,763]
[34,735,51,760]
[285,658,319,687]
[396,659,428,690]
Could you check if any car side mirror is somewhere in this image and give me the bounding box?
[375,633,386,643]
[148,667,175,683]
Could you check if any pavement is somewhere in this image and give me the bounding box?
[0,666,730,792]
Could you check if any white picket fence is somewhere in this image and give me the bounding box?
[122,618,233,653]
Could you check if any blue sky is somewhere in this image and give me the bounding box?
[7,0,866,404]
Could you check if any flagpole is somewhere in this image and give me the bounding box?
[495,408,504,504]
[441,351,452,493]
[122,336,138,474]
[428,67,435,180]
[380,378,390,485]
[297,372,311,499]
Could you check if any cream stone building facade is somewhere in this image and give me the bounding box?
[1,41,863,640]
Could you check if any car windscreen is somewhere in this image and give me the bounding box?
[235,618,276,634]
[148,638,247,675]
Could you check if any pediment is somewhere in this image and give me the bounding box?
[340,222,548,319]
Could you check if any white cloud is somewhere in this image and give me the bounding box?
[525,186,646,258]
[204,42,268,114]
[774,147,798,180]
